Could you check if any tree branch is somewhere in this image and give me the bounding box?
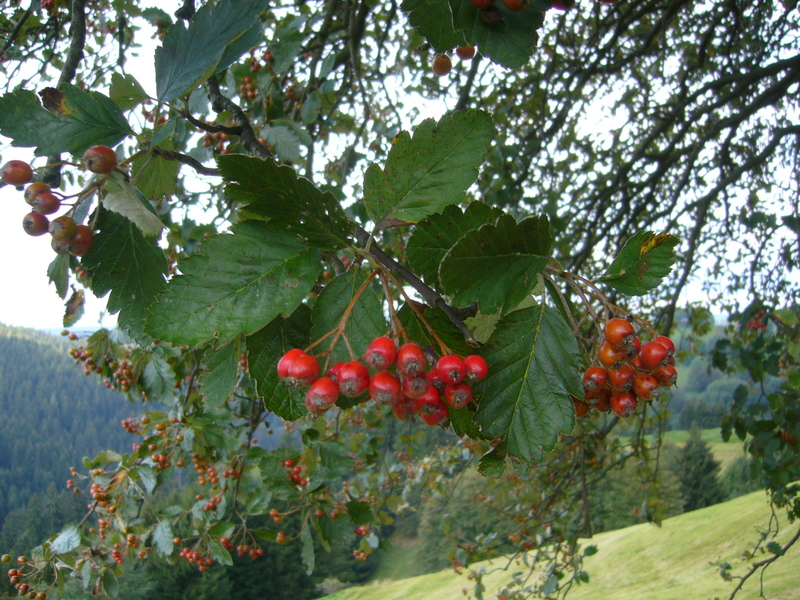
[205,76,272,160]
[353,225,479,348]
[727,524,800,600]
[150,147,220,177]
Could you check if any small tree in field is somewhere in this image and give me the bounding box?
[0,1,799,599]
[677,428,725,512]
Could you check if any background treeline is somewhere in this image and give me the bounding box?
[0,323,766,597]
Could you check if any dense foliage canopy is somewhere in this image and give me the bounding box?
[0,0,798,599]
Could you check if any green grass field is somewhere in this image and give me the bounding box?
[325,491,800,600]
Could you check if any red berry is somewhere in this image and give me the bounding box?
[463,355,488,383]
[23,182,50,204]
[31,191,61,215]
[66,225,94,256]
[328,361,345,382]
[417,385,441,413]
[652,365,678,388]
[49,215,77,241]
[639,341,669,371]
[502,0,530,10]
[396,343,427,376]
[443,382,473,409]
[572,395,590,418]
[427,368,446,393]
[1,160,33,185]
[610,391,637,418]
[582,366,608,394]
[421,401,449,426]
[83,145,118,174]
[369,371,402,405]
[607,363,635,392]
[287,353,320,386]
[277,349,305,380]
[594,387,612,412]
[431,54,452,77]
[391,396,418,421]
[23,211,49,236]
[456,45,475,60]
[402,374,429,399]
[604,317,635,348]
[632,373,659,400]
[337,361,370,397]
[597,341,627,370]
[626,335,642,359]
[437,355,466,384]
[305,377,339,413]
[653,336,675,356]
[471,0,494,8]
[364,336,397,370]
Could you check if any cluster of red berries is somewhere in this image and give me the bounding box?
[431,45,475,77]
[178,548,214,571]
[2,146,117,256]
[281,459,308,489]
[196,493,222,512]
[220,537,266,560]
[575,318,678,418]
[746,309,768,332]
[278,337,489,426]
[239,76,258,100]
[4,560,46,599]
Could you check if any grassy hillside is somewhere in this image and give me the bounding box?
[325,490,800,600]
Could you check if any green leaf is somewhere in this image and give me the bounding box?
[310,270,386,366]
[451,0,549,69]
[199,336,243,410]
[51,525,81,554]
[301,523,315,575]
[474,305,581,463]
[449,405,481,438]
[141,351,174,404]
[265,124,302,162]
[270,27,305,75]
[397,304,474,357]
[102,172,165,236]
[0,84,132,155]
[599,231,679,296]
[151,521,174,556]
[131,141,181,200]
[220,155,351,250]
[155,0,268,102]
[146,221,321,346]
[364,110,494,224]
[133,465,157,494]
[440,215,552,315]
[109,72,150,110]
[247,306,311,421]
[407,202,503,288]
[48,254,70,300]
[82,211,168,342]
[346,500,374,525]
[477,447,506,477]
[208,538,234,566]
[402,0,465,52]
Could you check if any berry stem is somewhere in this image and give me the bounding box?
[354,225,478,347]
[378,270,406,341]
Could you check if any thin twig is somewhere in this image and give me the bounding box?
[150,147,220,176]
